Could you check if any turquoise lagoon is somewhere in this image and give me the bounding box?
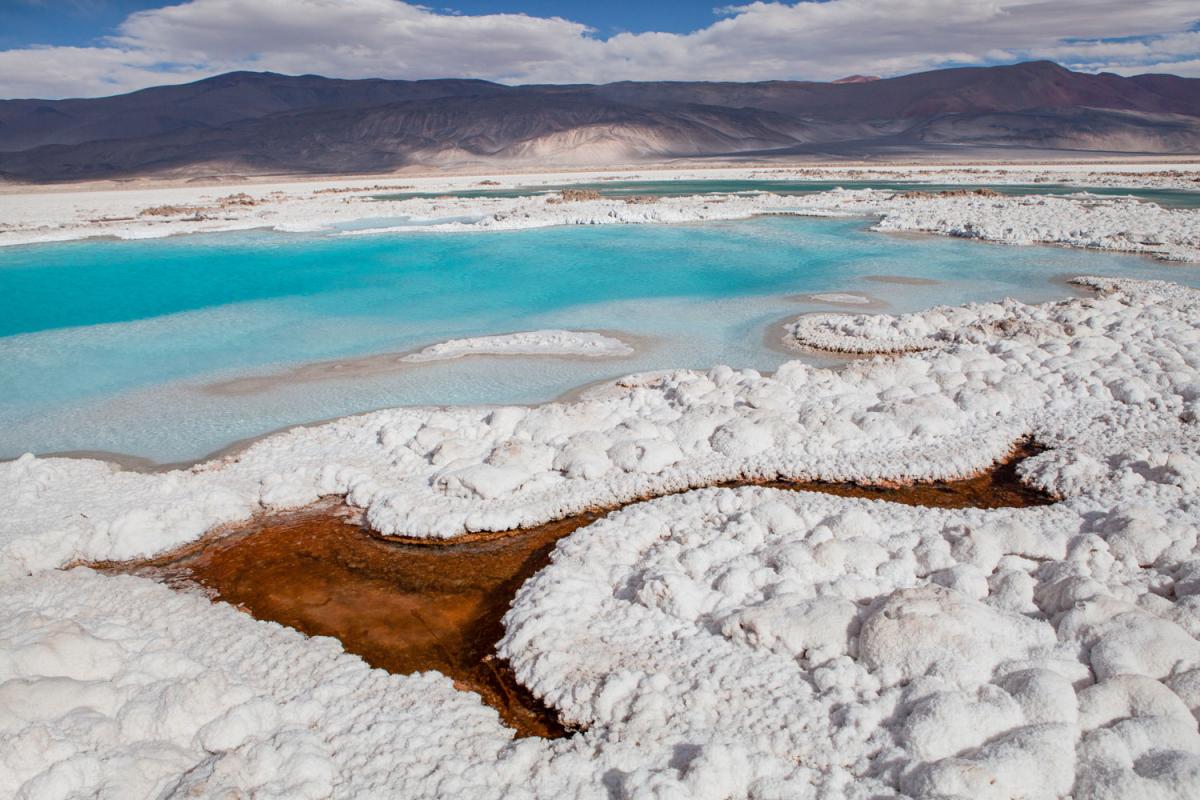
[2,216,1196,463]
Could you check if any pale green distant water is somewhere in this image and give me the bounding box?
[374,179,1200,209]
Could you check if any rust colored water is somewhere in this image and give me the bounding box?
[100,443,1052,739]
[756,441,1052,510]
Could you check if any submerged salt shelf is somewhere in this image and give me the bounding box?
[399,330,634,363]
[2,216,1194,462]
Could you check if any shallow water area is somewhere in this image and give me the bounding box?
[326,214,486,231]
[98,444,1052,738]
[374,179,1200,209]
[2,215,1196,462]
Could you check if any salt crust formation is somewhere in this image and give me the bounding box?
[2,169,1198,264]
[400,330,633,363]
[3,274,1200,796]
[368,192,1200,263]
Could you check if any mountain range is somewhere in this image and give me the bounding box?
[1,60,1197,182]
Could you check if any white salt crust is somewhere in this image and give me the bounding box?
[379,190,1200,262]
[400,330,633,363]
[6,276,1200,569]
[501,486,1200,799]
[2,169,1198,264]
[3,275,1200,796]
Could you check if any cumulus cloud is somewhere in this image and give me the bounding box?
[1,0,1198,98]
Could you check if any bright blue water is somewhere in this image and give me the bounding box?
[375,180,1200,209]
[2,216,1196,463]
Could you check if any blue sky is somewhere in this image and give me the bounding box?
[2,2,157,48]
[2,0,728,48]
[442,1,726,35]
[2,1,1198,98]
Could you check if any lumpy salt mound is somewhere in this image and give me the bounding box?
[502,485,1200,798]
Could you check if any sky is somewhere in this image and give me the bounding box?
[1,0,1198,99]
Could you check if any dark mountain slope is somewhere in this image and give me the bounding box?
[575,62,1200,120]
[0,73,508,152]
[1,61,1196,182]
[0,94,818,181]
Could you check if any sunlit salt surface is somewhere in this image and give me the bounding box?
[2,215,1196,463]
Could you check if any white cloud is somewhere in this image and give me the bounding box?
[1082,58,1200,78]
[0,0,1197,98]
[0,46,208,100]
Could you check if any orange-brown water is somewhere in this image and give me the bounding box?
[100,443,1051,739]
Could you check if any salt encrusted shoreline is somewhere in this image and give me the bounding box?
[2,165,1198,263]
[2,275,1195,563]
[367,190,1200,262]
[4,169,1200,797]
[4,276,1200,797]
[399,330,633,363]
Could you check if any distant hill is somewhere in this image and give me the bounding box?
[1,61,1197,182]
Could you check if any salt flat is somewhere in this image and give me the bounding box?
[3,167,1200,798]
